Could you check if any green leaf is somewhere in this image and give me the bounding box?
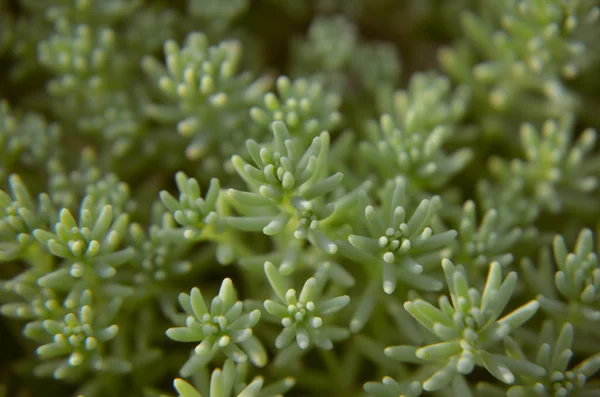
[174,379,203,397]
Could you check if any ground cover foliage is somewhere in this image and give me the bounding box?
[2,0,600,396]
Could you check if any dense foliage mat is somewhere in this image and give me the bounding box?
[2,1,600,396]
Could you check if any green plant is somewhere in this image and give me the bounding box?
[2,1,600,396]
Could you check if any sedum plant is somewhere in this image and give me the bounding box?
[166,278,267,374]
[2,1,600,397]
[440,0,600,134]
[477,321,600,396]
[0,100,61,181]
[387,259,541,391]
[142,31,270,166]
[489,115,600,214]
[360,72,473,193]
[226,120,350,263]
[172,359,295,397]
[249,76,342,143]
[262,260,350,352]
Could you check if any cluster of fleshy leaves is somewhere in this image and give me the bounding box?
[360,72,473,193]
[142,31,271,167]
[166,279,267,375]
[489,115,600,214]
[440,0,600,134]
[477,321,600,397]
[172,359,295,397]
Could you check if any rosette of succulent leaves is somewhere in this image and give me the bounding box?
[3,1,600,397]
